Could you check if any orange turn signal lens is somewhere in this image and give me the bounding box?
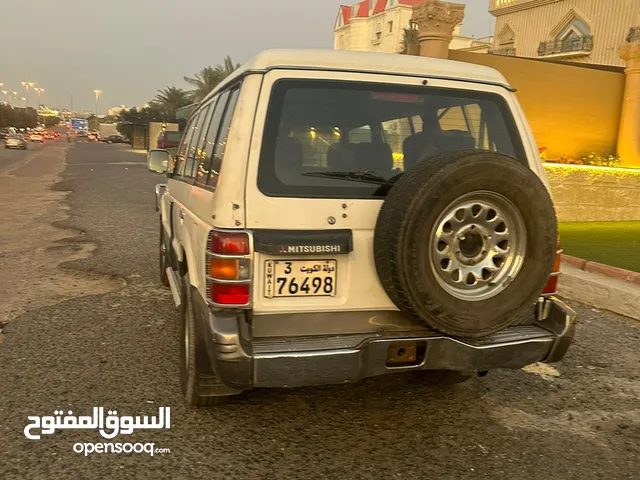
[552,249,562,273]
[209,258,238,280]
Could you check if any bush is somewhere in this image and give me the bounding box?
[538,146,621,167]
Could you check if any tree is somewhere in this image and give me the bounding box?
[400,27,420,54]
[87,115,100,131]
[116,103,167,139]
[0,105,37,129]
[154,87,191,118]
[44,116,61,128]
[184,55,241,102]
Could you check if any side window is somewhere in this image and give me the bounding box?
[183,104,212,179]
[208,88,240,187]
[348,125,372,144]
[197,87,240,188]
[174,114,199,177]
[197,91,229,185]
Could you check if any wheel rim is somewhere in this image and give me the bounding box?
[429,190,527,302]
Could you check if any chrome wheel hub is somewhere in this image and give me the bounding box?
[429,191,527,302]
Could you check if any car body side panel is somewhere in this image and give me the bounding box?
[183,75,263,302]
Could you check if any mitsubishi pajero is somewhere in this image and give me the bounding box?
[147,49,576,406]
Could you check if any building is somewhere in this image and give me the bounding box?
[334,0,493,54]
[489,0,640,66]
[107,105,127,117]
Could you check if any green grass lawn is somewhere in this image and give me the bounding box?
[558,221,640,273]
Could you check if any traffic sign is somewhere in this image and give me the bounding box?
[70,118,88,131]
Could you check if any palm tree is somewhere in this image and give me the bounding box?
[400,27,420,54]
[184,55,241,102]
[154,87,192,118]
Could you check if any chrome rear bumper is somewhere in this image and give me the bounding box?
[202,297,576,391]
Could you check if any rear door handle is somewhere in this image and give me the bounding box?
[179,210,185,219]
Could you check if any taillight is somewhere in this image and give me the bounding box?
[210,232,250,255]
[210,283,250,305]
[543,236,562,295]
[206,230,252,307]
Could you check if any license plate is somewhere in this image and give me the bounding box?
[264,260,337,298]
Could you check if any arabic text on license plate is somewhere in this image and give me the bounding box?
[264,260,337,298]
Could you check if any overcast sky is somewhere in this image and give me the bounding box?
[0,0,494,113]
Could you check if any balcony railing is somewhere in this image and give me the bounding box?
[489,47,516,56]
[538,35,593,57]
[627,27,640,43]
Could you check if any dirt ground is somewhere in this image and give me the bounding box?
[0,143,123,335]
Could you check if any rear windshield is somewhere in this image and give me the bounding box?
[257,80,526,198]
[165,132,182,142]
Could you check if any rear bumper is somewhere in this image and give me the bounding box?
[202,297,576,391]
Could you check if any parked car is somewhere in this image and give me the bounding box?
[103,135,126,144]
[5,134,28,149]
[147,49,576,407]
[29,132,44,143]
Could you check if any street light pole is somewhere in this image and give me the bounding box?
[34,87,44,107]
[94,90,102,115]
[21,82,32,108]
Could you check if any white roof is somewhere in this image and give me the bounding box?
[210,49,511,99]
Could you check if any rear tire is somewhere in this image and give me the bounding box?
[179,275,229,407]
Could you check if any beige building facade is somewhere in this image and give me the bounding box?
[490,0,640,66]
[334,0,492,54]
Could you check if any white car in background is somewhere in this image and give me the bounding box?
[29,132,44,143]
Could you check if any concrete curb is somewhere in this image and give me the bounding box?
[558,264,640,320]
[561,254,640,286]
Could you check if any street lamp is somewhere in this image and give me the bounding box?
[34,87,44,107]
[21,81,35,108]
[94,90,102,115]
[21,97,27,108]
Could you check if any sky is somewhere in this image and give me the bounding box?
[0,0,494,113]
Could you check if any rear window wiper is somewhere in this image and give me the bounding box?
[301,170,396,186]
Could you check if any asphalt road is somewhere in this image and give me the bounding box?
[0,143,638,479]
[0,138,48,174]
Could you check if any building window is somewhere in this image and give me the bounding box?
[374,23,382,43]
[388,21,394,33]
[539,14,593,57]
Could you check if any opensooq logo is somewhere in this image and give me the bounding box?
[24,407,170,440]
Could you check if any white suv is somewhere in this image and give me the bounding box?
[147,49,576,406]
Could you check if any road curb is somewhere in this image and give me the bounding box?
[558,264,640,320]
[561,254,640,286]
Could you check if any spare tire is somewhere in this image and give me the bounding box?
[374,150,557,338]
